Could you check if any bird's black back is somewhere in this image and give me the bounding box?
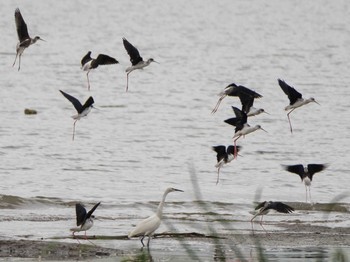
[256,201,294,214]
[14,8,30,42]
[278,79,302,105]
[81,51,92,67]
[123,38,143,65]
[239,94,254,114]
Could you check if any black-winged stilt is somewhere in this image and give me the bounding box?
[282,164,328,202]
[212,145,241,185]
[12,8,45,71]
[128,187,183,247]
[224,106,266,158]
[251,201,294,234]
[211,83,262,114]
[70,202,100,243]
[59,90,94,141]
[122,37,158,92]
[81,51,119,91]
[278,79,319,133]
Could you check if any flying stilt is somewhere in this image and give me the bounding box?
[211,83,262,114]
[12,8,45,71]
[212,145,241,185]
[251,201,294,234]
[282,164,328,202]
[238,91,268,117]
[70,202,100,244]
[59,90,94,141]
[278,79,319,133]
[224,106,267,158]
[81,51,119,91]
[128,187,183,247]
[122,37,158,92]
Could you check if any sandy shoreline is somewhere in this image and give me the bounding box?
[1,224,349,261]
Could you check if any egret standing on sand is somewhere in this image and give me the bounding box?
[212,145,241,185]
[128,187,183,247]
[81,51,119,91]
[59,90,94,141]
[251,201,294,234]
[123,37,158,92]
[211,83,262,114]
[70,202,101,241]
[224,106,267,158]
[282,164,328,202]
[13,8,45,71]
[278,79,319,133]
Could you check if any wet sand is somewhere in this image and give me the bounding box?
[1,223,349,261]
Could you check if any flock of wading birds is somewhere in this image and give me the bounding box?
[12,7,329,247]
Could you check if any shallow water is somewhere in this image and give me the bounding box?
[0,0,350,261]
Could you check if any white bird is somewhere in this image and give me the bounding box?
[13,8,45,71]
[282,164,328,202]
[278,79,319,133]
[128,187,183,247]
[251,201,294,234]
[123,37,158,92]
[81,51,119,91]
[70,202,100,241]
[212,145,241,185]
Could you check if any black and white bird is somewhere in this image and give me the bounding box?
[12,8,45,71]
[59,90,94,141]
[128,187,183,247]
[123,37,158,92]
[212,145,241,185]
[282,164,328,202]
[224,106,266,158]
[70,202,101,240]
[81,51,119,91]
[251,201,294,234]
[211,83,262,114]
[278,79,319,133]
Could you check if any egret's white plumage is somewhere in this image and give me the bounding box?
[128,187,183,247]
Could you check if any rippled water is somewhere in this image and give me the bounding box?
[0,0,350,261]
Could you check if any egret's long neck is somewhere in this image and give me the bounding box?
[156,190,170,219]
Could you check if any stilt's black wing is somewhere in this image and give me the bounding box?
[86,202,101,219]
[268,201,294,213]
[81,51,92,67]
[212,145,226,162]
[60,90,83,113]
[93,54,119,68]
[123,38,143,65]
[278,79,302,105]
[307,164,327,180]
[282,164,305,181]
[14,8,29,42]
[75,203,87,226]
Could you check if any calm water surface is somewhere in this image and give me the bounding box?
[0,0,349,261]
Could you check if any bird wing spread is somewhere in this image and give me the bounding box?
[212,145,226,162]
[269,202,294,213]
[123,38,143,65]
[86,202,101,218]
[81,51,92,67]
[94,54,119,67]
[75,203,87,226]
[60,90,83,113]
[278,79,302,105]
[15,8,30,42]
[82,97,95,112]
[282,164,305,180]
[307,164,327,180]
